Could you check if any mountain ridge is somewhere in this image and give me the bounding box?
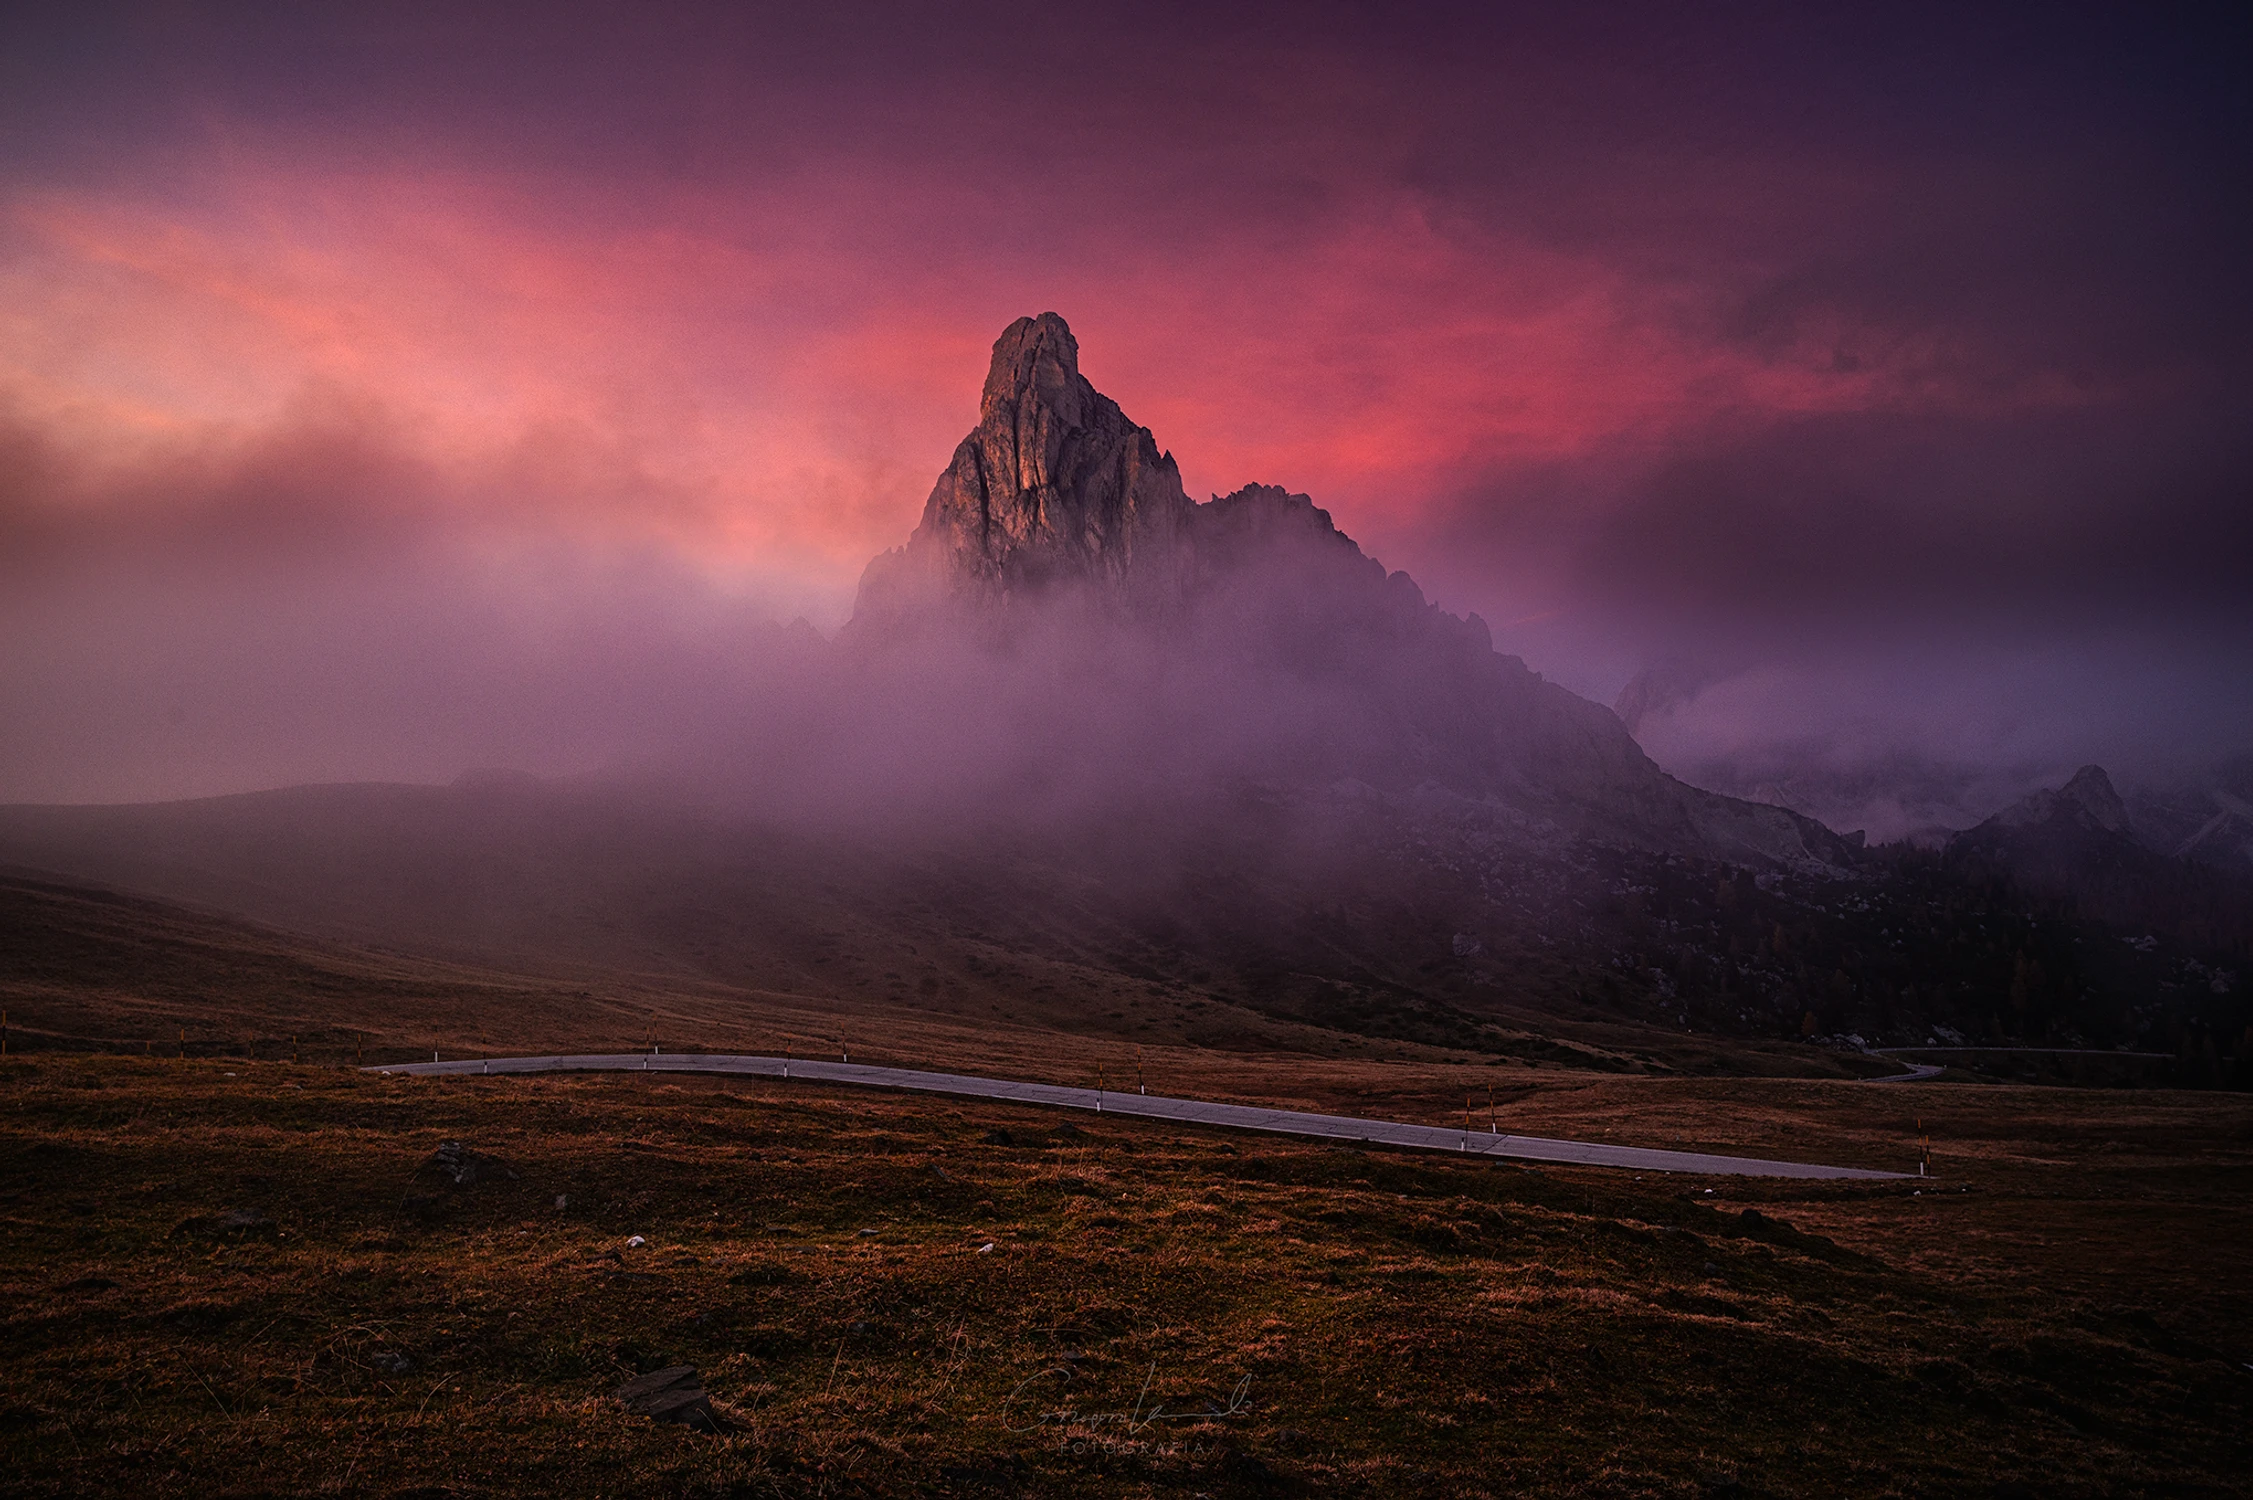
[856,311,1853,869]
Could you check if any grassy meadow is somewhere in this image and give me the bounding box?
[2,1054,2248,1497]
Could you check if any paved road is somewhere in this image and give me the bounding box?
[372,1052,1904,1180]
[1880,1046,2172,1060]
[1866,1058,1947,1083]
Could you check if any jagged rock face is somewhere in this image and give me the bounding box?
[855,313,1193,619]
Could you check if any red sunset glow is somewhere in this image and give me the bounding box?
[1,3,2246,816]
[7,150,2107,588]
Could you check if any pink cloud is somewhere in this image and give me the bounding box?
[0,145,2129,619]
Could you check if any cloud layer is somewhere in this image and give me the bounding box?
[2,1,2247,811]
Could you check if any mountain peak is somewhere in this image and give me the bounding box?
[2060,764,2131,831]
[980,312,1083,427]
[851,313,1191,619]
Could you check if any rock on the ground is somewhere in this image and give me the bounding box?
[401,1140,519,1219]
[425,1140,516,1187]
[614,1365,723,1432]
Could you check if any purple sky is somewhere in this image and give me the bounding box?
[2,2,2247,820]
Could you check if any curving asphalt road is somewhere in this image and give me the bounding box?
[370,1052,1905,1180]
[1866,1058,1947,1083]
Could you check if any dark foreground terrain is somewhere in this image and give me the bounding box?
[3,1055,2249,1498]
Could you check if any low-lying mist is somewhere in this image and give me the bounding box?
[0,507,1483,853]
[8,515,2251,857]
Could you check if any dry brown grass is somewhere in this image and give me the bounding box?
[2,1055,2248,1497]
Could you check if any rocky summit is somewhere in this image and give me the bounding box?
[854,312,1196,618]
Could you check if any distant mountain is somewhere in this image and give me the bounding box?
[1984,763,2132,835]
[1610,663,2087,847]
[1948,766,2142,885]
[2129,755,2253,878]
[1947,765,2253,948]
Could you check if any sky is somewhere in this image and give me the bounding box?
[2,1,2248,822]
